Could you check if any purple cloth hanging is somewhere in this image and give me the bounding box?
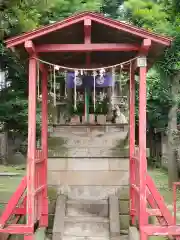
[66,72,113,89]
[95,73,113,88]
[66,72,84,88]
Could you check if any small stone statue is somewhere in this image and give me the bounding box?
[112,104,128,124]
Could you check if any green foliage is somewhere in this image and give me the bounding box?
[100,0,124,18]
[0,42,28,133]
[94,101,108,114]
[122,0,180,132]
[123,0,171,33]
[71,102,84,116]
[146,69,172,129]
[157,34,180,77]
[0,0,103,137]
[39,0,102,25]
[0,0,53,38]
[0,42,41,136]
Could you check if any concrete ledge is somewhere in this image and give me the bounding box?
[129,227,139,240]
[48,158,67,171]
[109,195,120,237]
[48,171,129,186]
[48,158,129,171]
[52,195,66,240]
[48,149,129,158]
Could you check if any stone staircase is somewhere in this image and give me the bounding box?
[48,124,130,240]
[65,199,109,240]
[53,195,128,240]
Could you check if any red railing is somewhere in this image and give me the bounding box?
[173,182,180,225]
[130,145,180,239]
[0,149,47,238]
[34,149,46,223]
[130,147,139,222]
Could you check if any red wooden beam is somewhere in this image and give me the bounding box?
[24,40,36,55]
[142,225,180,236]
[133,39,152,70]
[27,56,37,226]
[84,18,91,44]
[138,63,148,231]
[146,208,162,216]
[39,66,48,227]
[84,18,91,65]
[139,39,151,56]
[25,40,46,73]
[36,43,140,52]
[0,225,33,234]
[129,64,136,225]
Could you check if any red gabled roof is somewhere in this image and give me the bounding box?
[5,11,172,48]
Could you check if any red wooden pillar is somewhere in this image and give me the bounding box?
[26,55,37,228]
[129,62,135,225]
[40,67,48,226]
[138,57,148,240]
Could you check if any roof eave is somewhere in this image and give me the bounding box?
[5,11,173,49]
[5,12,87,48]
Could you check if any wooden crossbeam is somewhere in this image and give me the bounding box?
[36,43,140,52]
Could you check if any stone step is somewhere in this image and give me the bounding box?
[48,148,129,158]
[48,134,128,147]
[52,124,128,133]
[51,127,128,139]
[62,236,128,240]
[48,158,129,171]
[66,199,108,217]
[64,216,109,237]
[119,235,129,240]
[65,216,109,223]
[48,170,129,186]
[63,237,109,240]
[58,186,129,200]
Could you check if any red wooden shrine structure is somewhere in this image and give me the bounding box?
[1,11,178,240]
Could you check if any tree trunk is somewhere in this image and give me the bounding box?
[0,131,8,165]
[167,73,180,188]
